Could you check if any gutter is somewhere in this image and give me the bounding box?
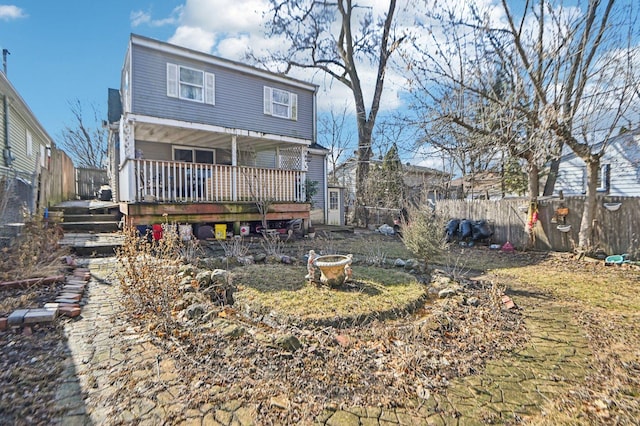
[2,49,13,168]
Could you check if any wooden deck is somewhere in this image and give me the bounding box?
[120,200,310,228]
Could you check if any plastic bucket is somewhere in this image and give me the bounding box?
[152,224,163,241]
[214,224,227,240]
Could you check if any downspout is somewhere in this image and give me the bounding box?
[2,49,13,168]
[324,152,328,224]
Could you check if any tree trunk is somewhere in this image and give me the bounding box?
[526,162,540,247]
[353,123,373,227]
[542,157,560,196]
[528,162,539,203]
[578,158,599,252]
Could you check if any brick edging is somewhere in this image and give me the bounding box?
[0,260,89,332]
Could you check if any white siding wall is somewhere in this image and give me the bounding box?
[555,133,640,197]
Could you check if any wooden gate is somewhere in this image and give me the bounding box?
[76,168,108,200]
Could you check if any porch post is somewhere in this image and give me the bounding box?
[119,118,136,202]
[231,135,237,201]
[301,147,308,202]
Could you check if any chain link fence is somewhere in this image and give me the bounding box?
[0,166,36,246]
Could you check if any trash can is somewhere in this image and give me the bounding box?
[214,224,227,240]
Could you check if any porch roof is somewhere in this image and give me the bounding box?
[128,113,313,151]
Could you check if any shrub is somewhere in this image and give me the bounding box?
[219,235,250,258]
[400,209,446,268]
[260,231,285,256]
[0,219,66,281]
[115,224,183,335]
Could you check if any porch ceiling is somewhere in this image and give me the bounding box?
[134,122,306,151]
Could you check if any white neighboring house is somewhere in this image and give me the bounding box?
[554,129,640,196]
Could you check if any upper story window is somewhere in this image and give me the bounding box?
[167,63,215,105]
[264,86,297,120]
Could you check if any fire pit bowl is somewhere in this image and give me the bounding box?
[313,254,353,288]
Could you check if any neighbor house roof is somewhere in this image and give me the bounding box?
[332,156,449,176]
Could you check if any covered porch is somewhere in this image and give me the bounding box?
[114,115,312,229]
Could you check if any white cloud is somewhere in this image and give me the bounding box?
[179,0,267,33]
[0,5,26,21]
[130,10,151,27]
[130,7,180,28]
[168,26,217,53]
[151,0,491,119]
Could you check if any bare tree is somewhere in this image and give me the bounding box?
[407,0,639,251]
[58,99,107,169]
[319,104,354,183]
[492,0,638,252]
[261,0,408,226]
[245,172,274,231]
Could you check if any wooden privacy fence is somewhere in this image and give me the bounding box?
[40,148,75,206]
[435,196,640,256]
[76,168,108,200]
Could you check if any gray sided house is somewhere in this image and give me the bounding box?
[108,34,328,233]
[554,129,640,197]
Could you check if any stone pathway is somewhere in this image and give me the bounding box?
[53,259,591,425]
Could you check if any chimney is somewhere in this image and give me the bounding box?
[2,49,9,75]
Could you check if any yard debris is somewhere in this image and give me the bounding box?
[501,241,515,252]
[377,224,396,236]
[501,295,517,310]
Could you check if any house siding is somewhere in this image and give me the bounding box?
[5,104,45,175]
[605,135,640,196]
[555,131,640,197]
[307,152,325,212]
[129,44,315,142]
[555,157,586,195]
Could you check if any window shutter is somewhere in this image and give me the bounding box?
[167,63,178,98]
[263,86,272,115]
[205,72,215,105]
[26,130,33,156]
[290,92,298,121]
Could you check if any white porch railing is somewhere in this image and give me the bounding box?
[129,159,306,203]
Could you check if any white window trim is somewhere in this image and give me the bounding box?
[167,63,215,105]
[263,86,297,121]
[582,163,611,193]
[172,145,216,164]
[597,163,610,192]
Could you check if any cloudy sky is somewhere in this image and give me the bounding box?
[1,0,437,161]
[1,0,636,169]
